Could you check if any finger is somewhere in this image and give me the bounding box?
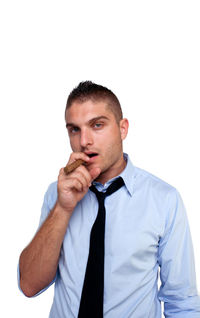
[72,170,90,190]
[58,166,89,190]
[90,167,101,181]
[67,152,90,166]
[59,164,93,191]
[59,169,87,190]
[76,165,93,186]
[70,178,84,192]
[58,167,68,180]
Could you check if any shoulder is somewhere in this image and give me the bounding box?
[133,165,178,201]
[133,166,184,227]
[125,155,176,199]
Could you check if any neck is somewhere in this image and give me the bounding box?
[95,155,127,185]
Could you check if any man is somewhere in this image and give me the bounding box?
[18,81,200,317]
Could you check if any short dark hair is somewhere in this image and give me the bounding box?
[65,81,123,123]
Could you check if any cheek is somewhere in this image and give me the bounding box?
[69,137,80,151]
[109,129,122,146]
[101,131,122,155]
[93,126,122,154]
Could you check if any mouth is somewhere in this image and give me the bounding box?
[88,153,98,158]
[85,152,99,160]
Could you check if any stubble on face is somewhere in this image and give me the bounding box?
[66,100,128,184]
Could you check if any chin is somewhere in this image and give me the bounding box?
[88,163,101,171]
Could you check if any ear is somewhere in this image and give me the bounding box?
[119,118,129,140]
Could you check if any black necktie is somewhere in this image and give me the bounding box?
[78,177,125,318]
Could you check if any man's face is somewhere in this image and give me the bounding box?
[66,99,128,183]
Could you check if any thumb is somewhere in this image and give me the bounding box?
[90,167,101,181]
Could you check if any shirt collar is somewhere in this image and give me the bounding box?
[92,153,136,196]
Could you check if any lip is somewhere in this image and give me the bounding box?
[84,151,98,157]
[84,151,99,162]
[89,154,99,162]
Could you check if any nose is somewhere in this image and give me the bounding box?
[80,128,93,148]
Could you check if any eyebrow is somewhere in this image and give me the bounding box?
[66,116,109,128]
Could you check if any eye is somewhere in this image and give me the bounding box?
[93,122,103,129]
[70,126,79,134]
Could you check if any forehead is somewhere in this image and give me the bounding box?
[65,100,114,123]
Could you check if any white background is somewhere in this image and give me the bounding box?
[0,1,199,317]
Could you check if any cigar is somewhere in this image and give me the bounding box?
[64,159,85,175]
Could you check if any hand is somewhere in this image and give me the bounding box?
[56,152,101,215]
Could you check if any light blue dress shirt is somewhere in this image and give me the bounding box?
[18,154,200,317]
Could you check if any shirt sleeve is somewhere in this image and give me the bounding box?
[18,181,58,297]
[158,188,200,317]
[35,181,57,226]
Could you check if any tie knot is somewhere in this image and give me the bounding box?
[89,177,125,202]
